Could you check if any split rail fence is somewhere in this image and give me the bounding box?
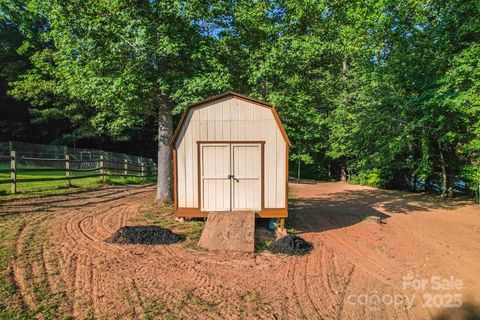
[0,142,156,194]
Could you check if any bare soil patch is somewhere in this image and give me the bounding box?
[1,182,480,319]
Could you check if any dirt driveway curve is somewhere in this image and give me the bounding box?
[2,182,480,319]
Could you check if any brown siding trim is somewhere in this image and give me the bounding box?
[261,144,265,211]
[176,208,208,217]
[196,141,265,145]
[257,208,288,218]
[271,107,291,146]
[175,208,287,218]
[173,148,178,210]
[197,142,201,211]
[285,145,289,210]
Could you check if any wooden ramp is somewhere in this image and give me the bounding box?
[198,212,255,252]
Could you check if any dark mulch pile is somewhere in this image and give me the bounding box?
[269,234,313,256]
[107,226,184,245]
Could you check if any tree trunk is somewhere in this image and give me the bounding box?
[438,139,448,198]
[477,184,480,204]
[447,172,455,198]
[340,55,349,182]
[156,100,173,203]
[297,157,301,180]
[340,161,347,181]
[412,174,417,192]
[424,175,431,193]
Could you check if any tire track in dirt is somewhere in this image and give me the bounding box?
[176,259,226,319]
[12,213,53,312]
[6,186,160,318]
[156,238,248,318]
[72,255,94,318]
[302,254,323,317]
[42,244,73,315]
[13,210,75,316]
[308,235,413,320]
[114,230,207,318]
[166,245,277,319]
[281,221,414,320]
[50,186,185,315]
[98,203,131,238]
[319,232,397,288]
[319,237,410,320]
[78,216,96,241]
[39,244,54,295]
[56,206,134,318]
[8,182,472,319]
[335,264,355,320]
[65,206,130,317]
[307,243,335,318]
[10,221,34,310]
[282,258,308,319]
[1,188,124,216]
[62,206,125,258]
[277,236,360,320]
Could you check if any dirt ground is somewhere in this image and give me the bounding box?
[2,182,480,319]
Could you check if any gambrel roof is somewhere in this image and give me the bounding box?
[170,92,291,147]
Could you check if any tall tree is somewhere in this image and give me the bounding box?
[4,0,479,200]
[9,0,230,202]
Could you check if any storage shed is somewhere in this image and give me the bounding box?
[171,92,290,221]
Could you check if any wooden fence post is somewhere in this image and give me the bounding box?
[100,155,105,182]
[124,159,128,176]
[141,162,145,181]
[65,155,71,187]
[10,150,16,194]
[477,183,480,204]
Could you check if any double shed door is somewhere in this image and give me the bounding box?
[200,142,262,212]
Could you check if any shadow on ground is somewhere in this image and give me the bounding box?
[0,185,155,216]
[432,301,480,320]
[254,219,276,252]
[288,183,473,233]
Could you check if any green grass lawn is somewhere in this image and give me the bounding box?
[0,160,157,318]
[0,163,156,196]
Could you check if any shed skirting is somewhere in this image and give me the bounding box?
[175,208,288,218]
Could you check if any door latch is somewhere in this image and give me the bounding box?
[228,174,239,182]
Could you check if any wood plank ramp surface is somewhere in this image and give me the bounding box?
[198,212,255,252]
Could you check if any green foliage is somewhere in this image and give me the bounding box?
[2,0,479,197]
[323,0,480,194]
[4,0,230,141]
[349,170,387,188]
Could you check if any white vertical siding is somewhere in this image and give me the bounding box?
[231,144,261,210]
[201,144,230,211]
[175,96,287,209]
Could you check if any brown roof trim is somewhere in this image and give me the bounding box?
[170,92,291,147]
[270,107,292,147]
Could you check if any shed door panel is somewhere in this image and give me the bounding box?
[231,144,261,211]
[201,145,231,211]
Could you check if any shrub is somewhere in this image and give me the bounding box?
[349,170,386,188]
